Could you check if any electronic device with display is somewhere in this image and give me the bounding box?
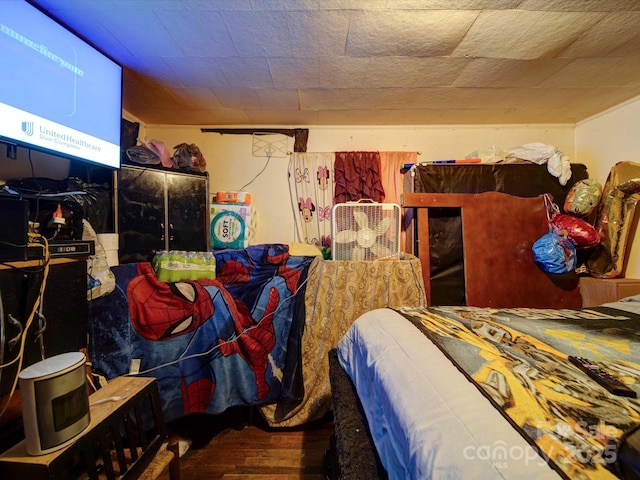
[0,1,122,170]
[18,352,90,455]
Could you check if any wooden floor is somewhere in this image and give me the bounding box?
[159,408,334,480]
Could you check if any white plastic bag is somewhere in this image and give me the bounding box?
[83,220,116,300]
[506,142,572,186]
[465,145,505,163]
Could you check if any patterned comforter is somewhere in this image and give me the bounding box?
[398,305,640,480]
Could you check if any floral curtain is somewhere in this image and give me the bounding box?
[288,152,334,248]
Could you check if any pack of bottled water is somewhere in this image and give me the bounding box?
[152,250,217,282]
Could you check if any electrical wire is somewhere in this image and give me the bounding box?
[0,238,50,420]
[238,155,271,191]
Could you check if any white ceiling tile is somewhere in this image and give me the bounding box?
[255,89,301,109]
[299,88,382,110]
[162,57,230,88]
[155,9,237,57]
[347,10,478,56]
[93,8,183,57]
[145,107,251,126]
[24,0,640,125]
[375,87,462,109]
[318,56,371,88]
[211,88,262,109]
[453,10,604,60]
[318,109,450,125]
[184,0,253,10]
[246,109,319,125]
[364,57,470,87]
[558,13,640,57]
[123,57,179,83]
[249,0,321,11]
[168,87,225,110]
[610,35,640,57]
[539,58,640,87]
[287,10,350,56]
[517,0,640,12]
[216,57,274,87]
[388,0,521,9]
[453,58,571,87]
[223,10,291,56]
[270,58,319,88]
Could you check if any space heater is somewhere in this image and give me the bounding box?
[19,352,90,455]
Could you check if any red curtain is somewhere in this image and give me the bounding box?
[333,151,385,204]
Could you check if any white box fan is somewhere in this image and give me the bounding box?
[331,200,401,261]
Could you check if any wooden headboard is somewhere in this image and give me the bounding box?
[403,191,582,308]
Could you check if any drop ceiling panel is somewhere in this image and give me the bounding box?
[453,58,574,88]
[363,57,471,87]
[453,10,604,60]
[346,10,478,57]
[23,0,640,126]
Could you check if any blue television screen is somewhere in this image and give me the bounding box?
[0,1,122,169]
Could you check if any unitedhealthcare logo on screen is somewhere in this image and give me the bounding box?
[22,121,34,136]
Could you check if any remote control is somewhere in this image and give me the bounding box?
[568,356,637,398]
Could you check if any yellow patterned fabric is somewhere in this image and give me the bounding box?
[260,254,426,427]
[399,305,640,479]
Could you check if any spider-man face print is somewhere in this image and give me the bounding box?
[127,262,216,341]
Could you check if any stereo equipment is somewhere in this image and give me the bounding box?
[0,198,29,262]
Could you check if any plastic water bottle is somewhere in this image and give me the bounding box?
[205,251,216,279]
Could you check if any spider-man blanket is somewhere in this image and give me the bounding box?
[88,244,314,422]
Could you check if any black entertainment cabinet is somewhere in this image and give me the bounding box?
[116,165,210,264]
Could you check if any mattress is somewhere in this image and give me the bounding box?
[336,297,640,480]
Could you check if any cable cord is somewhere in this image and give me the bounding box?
[238,155,271,191]
[0,239,50,420]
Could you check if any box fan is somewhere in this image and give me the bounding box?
[331,200,401,261]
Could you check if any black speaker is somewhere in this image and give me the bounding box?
[0,198,29,261]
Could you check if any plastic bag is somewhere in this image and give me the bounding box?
[551,214,600,249]
[145,139,173,168]
[465,145,505,163]
[532,229,577,274]
[172,143,207,171]
[564,179,602,217]
[126,145,160,165]
[506,142,572,185]
[83,220,115,300]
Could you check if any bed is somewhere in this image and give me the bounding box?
[328,296,640,480]
[88,244,315,423]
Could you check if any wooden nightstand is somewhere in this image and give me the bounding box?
[580,277,640,307]
[0,376,177,480]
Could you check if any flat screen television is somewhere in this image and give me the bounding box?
[0,1,122,169]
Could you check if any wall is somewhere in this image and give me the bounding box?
[3,110,636,280]
[144,124,576,245]
[576,96,640,278]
